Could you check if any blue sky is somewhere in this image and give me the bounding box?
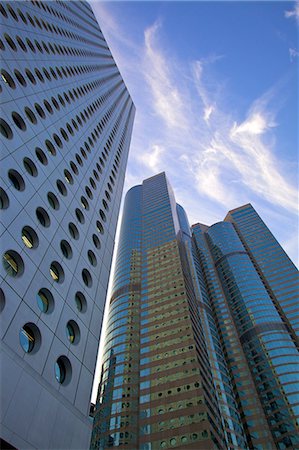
[90,0,298,400]
[90,0,298,264]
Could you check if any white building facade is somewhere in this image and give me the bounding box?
[0,1,135,448]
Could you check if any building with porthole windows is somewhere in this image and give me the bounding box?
[91,173,299,450]
[0,1,135,449]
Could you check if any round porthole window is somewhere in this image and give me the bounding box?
[60,240,72,259]
[36,288,54,313]
[23,157,38,177]
[92,234,100,249]
[0,118,13,139]
[99,209,106,222]
[57,179,67,196]
[35,147,48,165]
[66,320,80,344]
[96,221,104,234]
[1,69,16,89]
[0,288,5,313]
[55,356,72,385]
[75,208,85,224]
[88,249,97,267]
[80,196,89,210]
[82,268,92,287]
[8,169,25,191]
[36,207,50,227]
[75,291,87,313]
[50,261,64,283]
[64,169,73,185]
[69,222,79,240]
[2,250,24,277]
[0,187,9,209]
[12,111,26,131]
[47,192,60,210]
[21,226,39,249]
[19,323,41,353]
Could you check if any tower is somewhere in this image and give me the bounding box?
[0,1,135,449]
[92,172,299,449]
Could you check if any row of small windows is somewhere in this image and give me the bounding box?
[2,249,93,288]
[1,29,111,60]
[0,3,108,51]
[1,63,119,90]
[0,78,125,143]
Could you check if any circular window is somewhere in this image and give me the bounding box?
[12,111,26,131]
[36,288,54,313]
[170,438,176,446]
[24,107,37,124]
[70,161,78,175]
[2,250,24,277]
[181,437,188,444]
[160,442,167,448]
[80,196,89,210]
[47,192,60,210]
[14,69,27,86]
[96,221,104,234]
[8,169,25,191]
[92,234,101,249]
[82,268,92,287]
[69,222,79,240]
[76,154,83,166]
[53,133,63,148]
[75,208,85,224]
[85,186,93,200]
[23,157,38,177]
[44,100,53,114]
[99,209,106,222]
[50,261,64,283]
[102,199,109,211]
[1,69,16,89]
[25,69,36,84]
[60,240,72,259]
[21,226,39,249]
[36,207,50,227]
[75,291,87,313]
[19,323,41,353]
[35,103,45,119]
[66,320,80,344]
[45,140,56,156]
[88,250,97,266]
[56,180,67,196]
[0,187,9,209]
[55,356,72,385]
[35,147,48,165]
[0,288,5,312]
[0,118,13,139]
[64,170,73,185]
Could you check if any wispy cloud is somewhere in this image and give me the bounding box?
[285,1,299,23]
[143,20,188,130]
[289,47,299,61]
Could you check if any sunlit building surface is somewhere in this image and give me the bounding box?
[0,1,135,449]
[91,172,299,450]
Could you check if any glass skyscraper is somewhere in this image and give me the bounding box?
[91,172,299,450]
[0,1,135,449]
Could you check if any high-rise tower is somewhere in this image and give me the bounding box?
[91,173,298,450]
[0,1,135,449]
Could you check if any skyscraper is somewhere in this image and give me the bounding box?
[91,172,299,450]
[0,1,135,449]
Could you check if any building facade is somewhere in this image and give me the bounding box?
[0,1,135,449]
[91,173,299,450]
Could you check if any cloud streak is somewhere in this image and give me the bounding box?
[139,22,298,216]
